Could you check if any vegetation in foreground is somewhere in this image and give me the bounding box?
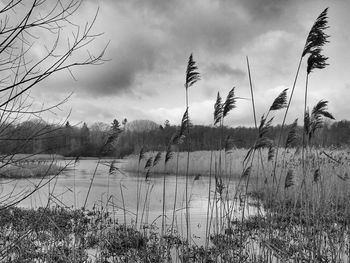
[0,206,254,262]
[1,201,350,263]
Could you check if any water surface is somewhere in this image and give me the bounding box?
[0,159,259,243]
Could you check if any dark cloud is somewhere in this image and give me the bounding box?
[236,0,290,20]
[165,5,252,55]
[74,37,158,96]
[98,0,259,55]
[92,0,177,14]
[206,63,245,79]
[36,34,159,98]
[79,0,302,98]
[76,0,254,97]
[171,17,242,53]
[124,0,178,15]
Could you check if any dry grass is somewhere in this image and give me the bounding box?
[123,149,247,177]
[253,148,350,210]
[0,161,63,178]
[123,148,350,201]
[1,154,64,161]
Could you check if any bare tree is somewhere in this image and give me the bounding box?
[0,0,106,208]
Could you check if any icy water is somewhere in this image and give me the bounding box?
[0,159,259,244]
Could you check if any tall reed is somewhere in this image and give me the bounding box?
[184,53,200,246]
[273,8,330,181]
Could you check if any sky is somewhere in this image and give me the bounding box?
[28,0,350,127]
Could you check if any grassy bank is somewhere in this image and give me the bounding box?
[0,162,63,178]
[0,206,259,262]
[1,153,65,161]
[0,154,65,178]
[0,154,119,178]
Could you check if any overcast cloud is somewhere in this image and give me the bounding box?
[31,0,350,127]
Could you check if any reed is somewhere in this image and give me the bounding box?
[273,8,330,181]
[184,53,200,246]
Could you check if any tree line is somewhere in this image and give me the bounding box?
[115,120,350,157]
[0,119,349,158]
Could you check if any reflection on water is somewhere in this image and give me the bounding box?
[0,159,259,243]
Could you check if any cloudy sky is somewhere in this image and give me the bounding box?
[31,0,350,127]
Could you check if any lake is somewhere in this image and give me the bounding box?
[0,159,259,244]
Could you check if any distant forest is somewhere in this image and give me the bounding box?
[0,119,349,158]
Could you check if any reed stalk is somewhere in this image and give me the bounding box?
[204,150,213,262]
[170,151,180,235]
[183,53,200,246]
[83,159,100,209]
[135,148,144,229]
[119,183,127,231]
[161,164,167,238]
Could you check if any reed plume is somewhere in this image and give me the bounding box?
[185,54,200,89]
[285,119,298,148]
[302,8,329,57]
[144,157,153,170]
[171,109,190,145]
[165,144,174,164]
[269,89,288,111]
[243,115,273,164]
[305,100,334,140]
[223,87,236,118]
[145,154,156,181]
[313,168,320,183]
[304,109,311,139]
[145,169,151,181]
[311,100,334,121]
[139,147,145,164]
[285,169,294,189]
[268,146,274,162]
[241,165,252,179]
[307,49,328,74]
[258,115,274,139]
[153,151,162,167]
[254,137,273,150]
[108,160,116,175]
[171,132,184,146]
[181,108,191,131]
[214,92,223,126]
